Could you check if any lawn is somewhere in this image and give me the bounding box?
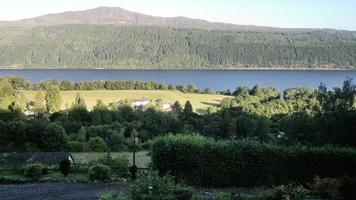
[22,90,229,113]
[72,151,150,168]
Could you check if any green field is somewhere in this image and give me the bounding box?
[23,90,229,112]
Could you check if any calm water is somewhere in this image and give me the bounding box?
[1,69,356,91]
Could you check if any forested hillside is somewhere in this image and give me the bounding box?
[0,25,356,69]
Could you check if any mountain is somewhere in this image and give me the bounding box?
[0,7,355,70]
[0,6,314,32]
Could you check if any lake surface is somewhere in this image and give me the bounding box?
[1,69,356,91]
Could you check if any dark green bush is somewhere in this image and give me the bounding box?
[100,193,128,200]
[24,163,43,179]
[241,185,309,200]
[131,171,176,200]
[88,164,111,181]
[87,137,108,152]
[151,135,356,187]
[59,159,71,177]
[96,154,129,177]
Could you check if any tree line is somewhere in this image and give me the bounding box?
[0,77,355,153]
[0,76,208,93]
[0,25,355,69]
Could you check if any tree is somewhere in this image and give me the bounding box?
[71,93,87,110]
[69,93,89,122]
[33,91,46,116]
[91,99,113,125]
[41,123,68,151]
[183,101,193,115]
[45,85,62,112]
[0,79,16,110]
[87,137,108,152]
[171,101,183,113]
[250,84,262,97]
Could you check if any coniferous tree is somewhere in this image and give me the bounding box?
[45,85,62,113]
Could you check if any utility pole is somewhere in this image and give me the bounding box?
[129,129,138,180]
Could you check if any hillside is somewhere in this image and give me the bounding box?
[0,7,314,32]
[0,7,355,69]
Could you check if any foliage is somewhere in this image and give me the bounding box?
[151,134,356,187]
[45,85,62,112]
[88,163,111,181]
[242,185,309,200]
[41,123,68,151]
[59,159,71,177]
[100,193,128,200]
[0,25,356,69]
[131,170,176,200]
[308,176,342,199]
[87,137,108,152]
[96,154,129,177]
[24,163,43,179]
[33,91,46,116]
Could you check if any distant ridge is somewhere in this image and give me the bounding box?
[0,6,318,32]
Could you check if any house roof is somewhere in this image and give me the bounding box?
[1,152,74,166]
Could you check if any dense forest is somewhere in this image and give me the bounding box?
[0,25,356,69]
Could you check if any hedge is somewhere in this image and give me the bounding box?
[151,135,356,187]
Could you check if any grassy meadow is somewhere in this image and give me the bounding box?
[22,90,229,112]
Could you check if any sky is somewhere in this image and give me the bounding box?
[0,0,356,30]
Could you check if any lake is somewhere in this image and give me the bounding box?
[1,69,356,91]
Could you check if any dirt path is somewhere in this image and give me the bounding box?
[0,182,129,200]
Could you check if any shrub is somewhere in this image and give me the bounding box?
[174,186,194,200]
[59,159,71,177]
[94,154,129,177]
[110,156,129,178]
[88,164,111,181]
[239,185,308,200]
[151,134,356,187]
[131,171,176,200]
[87,137,108,152]
[308,176,342,199]
[68,141,86,152]
[214,192,232,200]
[24,163,43,179]
[100,193,128,200]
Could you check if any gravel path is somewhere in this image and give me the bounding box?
[0,182,129,200]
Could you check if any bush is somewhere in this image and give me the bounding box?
[87,137,108,152]
[151,135,356,187]
[236,185,308,200]
[100,193,128,200]
[88,164,111,181]
[308,176,342,199]
[24,163,43,179]
[71,164,89,174]
[111,156,129,177]
[95,154,129,177]
[174,186,194,200]
[59,159,71,176]
[68,141,86,152]
[131,171,176,200]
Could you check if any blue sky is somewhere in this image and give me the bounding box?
[1,0,356,30]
